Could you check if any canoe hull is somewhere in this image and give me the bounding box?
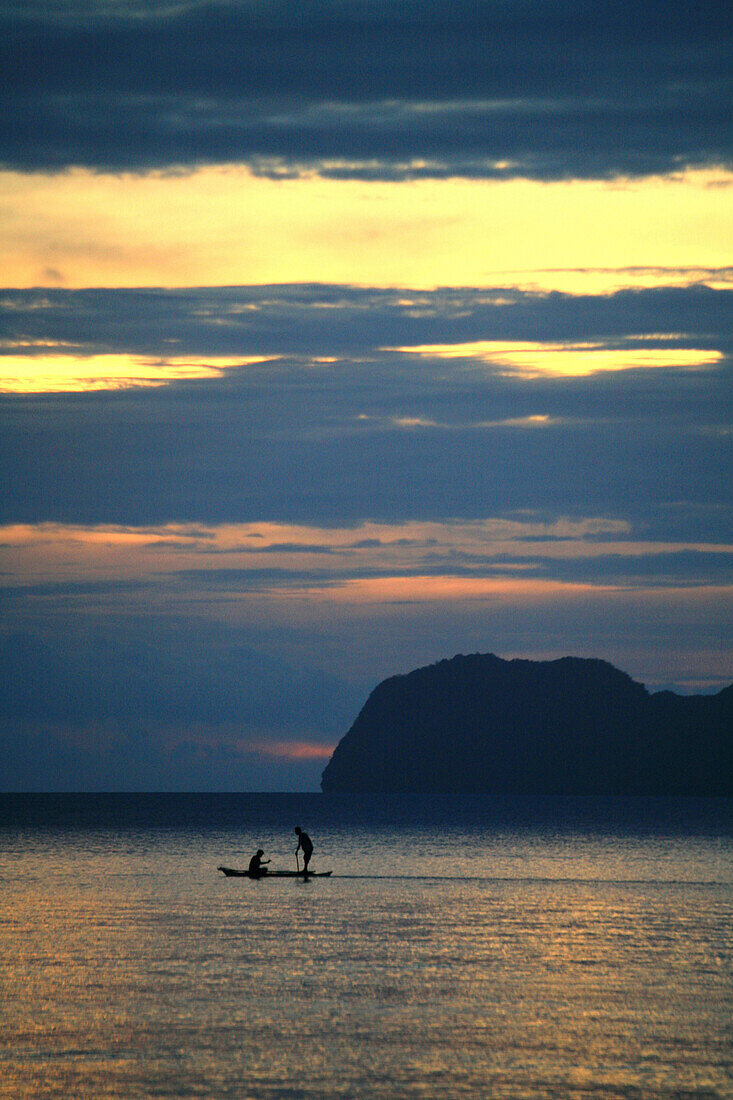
[218,865,332,878]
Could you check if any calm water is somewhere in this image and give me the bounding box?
[1,795,731,1099]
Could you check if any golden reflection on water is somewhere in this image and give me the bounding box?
[1,826,731,1099]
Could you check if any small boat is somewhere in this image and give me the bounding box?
[218,865,333,878]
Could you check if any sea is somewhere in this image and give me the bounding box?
[1,794,731,1099]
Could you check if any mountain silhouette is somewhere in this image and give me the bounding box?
[320,654,732,794]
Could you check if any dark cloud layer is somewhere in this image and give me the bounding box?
[3,283,732,358]
[2,281,726,534]
[0,618,359,733]
[0,617,362,790]
[1,0,731,177]
[1,284,731,534]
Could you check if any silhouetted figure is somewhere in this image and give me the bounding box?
[294,827,313,876]
[248,849,270,878]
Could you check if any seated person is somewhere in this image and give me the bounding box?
[248,849,270,878]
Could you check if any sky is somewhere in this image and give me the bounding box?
[1,0,731,791]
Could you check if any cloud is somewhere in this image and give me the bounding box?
[0,721,335,791]
[2,554,730,791]
[255,741,335,761]
[0,606,360,790]
[2,521,730,790]
[0,616,362,734]
[3,3,731,792]
[2,282,731,362]
[1,377,729,527]
[2,279,730,789]
[1,0,731,178]
[0,284,730,534]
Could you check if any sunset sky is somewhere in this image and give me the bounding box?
[1,0,731,790]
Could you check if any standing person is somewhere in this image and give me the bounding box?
[248,849,270,878]
[294,826,313,876]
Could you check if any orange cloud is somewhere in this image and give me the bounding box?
[254,741,335,760]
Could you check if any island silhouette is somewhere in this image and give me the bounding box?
[320,654,732,795]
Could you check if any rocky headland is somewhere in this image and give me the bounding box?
[320,654,732,795]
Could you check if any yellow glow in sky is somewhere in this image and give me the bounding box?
[0,341,720,392]
[392,340,723,377]
[0,352,270,392]
[2,167,731,291]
